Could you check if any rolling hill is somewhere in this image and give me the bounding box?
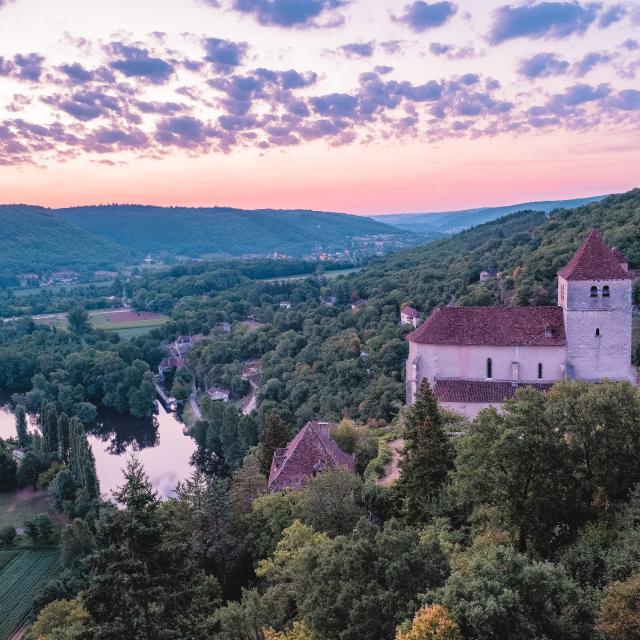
[372,195,604,234]
[0,205,133,283]
[56,205,413,258]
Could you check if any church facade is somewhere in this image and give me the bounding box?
[406,229,636,419]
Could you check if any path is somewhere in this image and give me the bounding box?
[189,389,202,420]
[242,380,259,415]
[377,439,404,487]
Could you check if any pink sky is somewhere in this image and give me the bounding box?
[0,0,638,213]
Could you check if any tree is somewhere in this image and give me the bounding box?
[396,605,461,640]
[259,412,291,476]
[454,389,573,555]
[35,513,55,544]
[68,305,90,334]
[295,468,365,537]
[597,573,640,640]
[396,380,454,525]
[61,518,94,570]
[41,401,59,454]
[264,622,318,640]
[0,442,17,491]
[57,412,70,463]
[82,457,215,639]
[230,450,267,516]
[0,526,16,547]
[50,468,78,514]
[27,598,89,640]
[15,404,28,448]
[128,371,156,418]
[17,450,48,490]
[436,539,596,640]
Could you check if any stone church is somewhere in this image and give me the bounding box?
[406,229,636,419]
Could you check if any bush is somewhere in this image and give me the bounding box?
[0,526,17,547]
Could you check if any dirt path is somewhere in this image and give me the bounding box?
[377,439,404,487]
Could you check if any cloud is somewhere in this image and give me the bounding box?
[622,38,639,51]
[574,51,612,76]
[598,3,626,27]
[203,38,248,71]
[0,53,46,82]
[109,44,174,83]
[155,116,213,149]
[230,0,350,28]
[518,52,570,77]
[488,2,601,45]
[395,1,457,32]
[59,63,94,84]
[610,89,640,110]
[429,42,477,59]
[340,42,375,58]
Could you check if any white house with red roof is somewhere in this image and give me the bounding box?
[400,305,421,328]
[406,230,636,419]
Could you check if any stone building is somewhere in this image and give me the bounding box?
[406,229,636,419]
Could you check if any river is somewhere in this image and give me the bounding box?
[0,402,196,499]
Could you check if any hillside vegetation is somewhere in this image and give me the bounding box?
[57,205,410,257]
[0,206,132,283]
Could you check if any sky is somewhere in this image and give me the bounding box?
[0,0,639,214]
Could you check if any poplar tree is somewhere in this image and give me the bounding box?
[41,402,59,454]
[396,380,454,525]
[15,404,28,448]
[57,412,70,463]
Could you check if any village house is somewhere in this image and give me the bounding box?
[406,230,636,419]
[351,298,368,310]
[279,300,292,309]
[400,305,421,328]
[158,356,185,380]
[207,387,231,402]
[268,421,356,492]
[479,268,499,283]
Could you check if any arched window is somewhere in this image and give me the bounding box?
[603,285,610,298]
[590,286,598,298]
[596,328,601,337]
[486,358,493,379]
[538,363,543,379]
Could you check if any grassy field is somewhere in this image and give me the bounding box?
[12,280,114,297]
[257,266,363,283]
[0,489,65,530]
[0,551,60,639]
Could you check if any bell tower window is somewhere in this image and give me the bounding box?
[590,286,598,298]
[538,363,543,379]
[486,358,493,379]
[603,285,610,298]
[595,328,601,337]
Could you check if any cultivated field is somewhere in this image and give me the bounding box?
[90,309,169,331]
[0,551,59,639]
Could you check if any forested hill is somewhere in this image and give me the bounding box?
[0,205,133,284]
[56,205,412,257]
[373,194,604,234]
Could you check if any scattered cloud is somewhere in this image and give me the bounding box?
[203,38,248,71]
[488,2,601,45]
[394,1,457,33]
[340,42,375,58]
[574,51,612,76]
[429,42,477,59]
[229,0,351,28]
[598,3,626,27]
[109,43,174,83]
[518,52,570,78]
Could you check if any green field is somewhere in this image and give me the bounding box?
[90,315,169,332]
[12,280,114,298]
[257,266,363,283]
[0,551,59,639]
[0,489,63,530]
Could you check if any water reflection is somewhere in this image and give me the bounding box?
[0,401,196,500]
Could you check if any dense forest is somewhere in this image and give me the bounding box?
[57,205,414,258]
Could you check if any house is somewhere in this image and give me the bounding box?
[400,305,421,328]
[321,295,337,307]
[11,449,25,465]
[479,268,500,283]
[406,230,636,419]
[207,387,231,402]
[218,321,232,333]
[174,335,193,357]
[351,298,368,310]
[268,421,356,492]
[158,356,185,380]
[279,301,292,309]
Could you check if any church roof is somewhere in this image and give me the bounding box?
[558,229,631,281]
[407,306,566,347]
[434,379,554,403]
[267,421,356,493]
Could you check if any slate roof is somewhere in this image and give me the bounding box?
[401,306,420,318]
[558,229,631,281]
[407,306,566,346]
[268,421,356,493]
[434,379,554,403]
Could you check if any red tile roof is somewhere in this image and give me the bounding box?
[558,229,631,281]
[268,421,356,492]
[434,378,554,403]
[611,247,628,264]
[401,306,420,318]
[407,306,566,346]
